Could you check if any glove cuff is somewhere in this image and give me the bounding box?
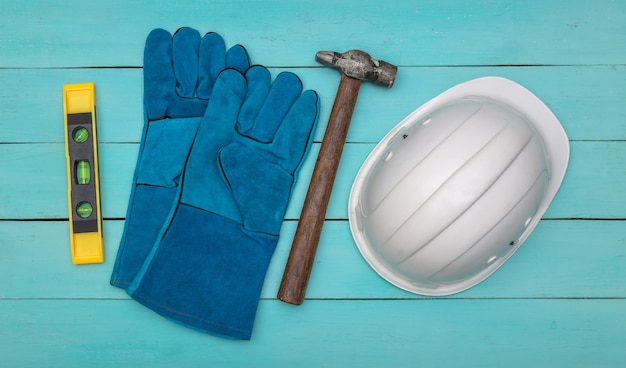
[126,204,277,340]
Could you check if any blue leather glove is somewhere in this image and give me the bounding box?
[126,67,319,340]
[110,28,250,288]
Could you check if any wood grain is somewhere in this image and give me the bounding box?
[2,1,625,68]
[279,75,362,304]
[1,299,625,367]
[1,0,624,366]
[0,141,624,220]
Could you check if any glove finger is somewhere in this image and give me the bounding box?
[193,69,247,159]
[226,44,250,73]
[271,89,320,171]
[143,28,176,120]
[172,27,200,98]
[238,66,271,136]
[243,71,303,143]
[197,32,226,99]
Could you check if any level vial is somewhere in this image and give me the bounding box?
[76,160,91,184]
[76,202,93,218]
[73,127,89,143]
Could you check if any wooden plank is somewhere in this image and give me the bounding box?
[1,1,624,367]
[0,143,135,220]
[286,219,626,299]
[1,66,625,143]
[0,141,624,220]
[1,1,625,68]
[0,68,143,144]
[1,298,625,367]
[0,220,122,299]
[2,219,624,299]
[549,141,626,219]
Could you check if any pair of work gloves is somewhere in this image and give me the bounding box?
[110,27,319,340]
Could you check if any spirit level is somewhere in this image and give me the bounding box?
[63,83,104,264]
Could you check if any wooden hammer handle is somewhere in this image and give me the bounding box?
[278,74,362,305]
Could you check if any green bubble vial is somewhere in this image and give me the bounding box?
[72,127,89,143]
[76,202,93,218]
[75,160,91,185]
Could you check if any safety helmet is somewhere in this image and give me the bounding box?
[348,76,569,296]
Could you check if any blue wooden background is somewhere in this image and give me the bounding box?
[1,1,625,367]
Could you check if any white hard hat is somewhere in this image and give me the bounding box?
[348,76,569,296]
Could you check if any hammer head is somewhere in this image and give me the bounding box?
[316,50,397,88]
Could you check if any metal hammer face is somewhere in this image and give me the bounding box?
[316,49,397,88]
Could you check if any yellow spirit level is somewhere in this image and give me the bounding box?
[63,83,104,264]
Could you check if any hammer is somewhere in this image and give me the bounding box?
[277,50,397,305]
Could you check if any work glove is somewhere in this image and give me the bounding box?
[110,27,250,288]
[126,67,319,339]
